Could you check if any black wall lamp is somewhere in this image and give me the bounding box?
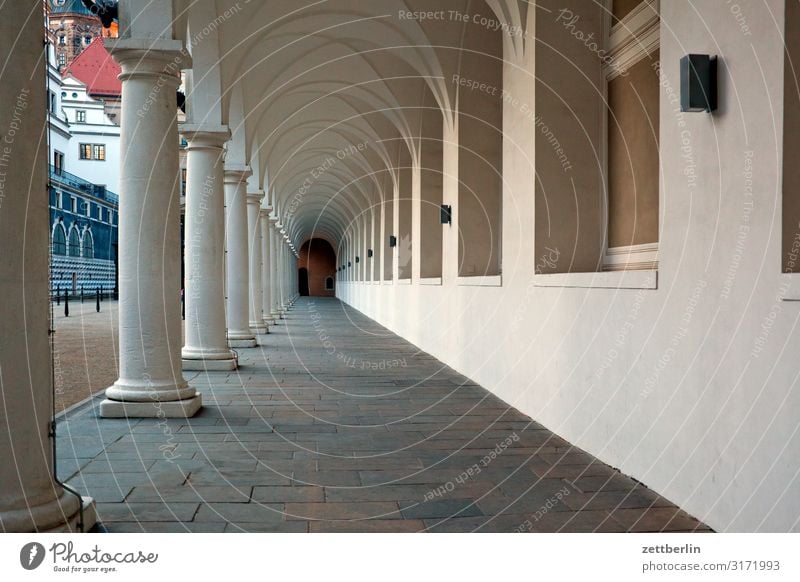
[367,249,374,258]
[355,256,360,263]
[348,261,352,267]
[680,54,717,113]
[440,204,452,225]
[389,235,397,248]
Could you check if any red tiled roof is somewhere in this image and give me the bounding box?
[63,37,121,98]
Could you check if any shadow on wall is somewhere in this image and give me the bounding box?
[298,238,336,297]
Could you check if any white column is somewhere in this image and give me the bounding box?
[290,248,297,301]
[260,208,275,325]
[181,127,237,371]
[101,37,200,417]
[271,220,285,318]
[0,1,94,531]
[225,166,257,346]
[279,231,288,309]
[246,191,268,334]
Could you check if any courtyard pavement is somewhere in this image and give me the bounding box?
[57,297,711,532]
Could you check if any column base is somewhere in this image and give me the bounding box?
[53,497,98,533]
[0,490,96,533]
[229,338,257,348]
[181,347,237,370]
[43,496,97,533]
[250,321,269,334]
[182,358,237,371]
[100,394,203,418]
[263,317,276,326]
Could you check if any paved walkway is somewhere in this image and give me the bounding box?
[58,297,710,532]
[52,299,119,411]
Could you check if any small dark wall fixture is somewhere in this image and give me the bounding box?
[355,256,360,263]
[348,261,352,267]
[367,249,373,258]
[440,204,452,225]
[680,54,717,113]
[389,235,397,247]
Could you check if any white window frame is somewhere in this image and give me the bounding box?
[600,0,660,272]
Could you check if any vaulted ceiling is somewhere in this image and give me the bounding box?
[173,0,529,248]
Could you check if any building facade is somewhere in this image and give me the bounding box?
[46,43,119,295]
[47,0,117,73]
[49,167,118,295]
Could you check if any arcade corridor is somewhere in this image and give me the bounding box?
[57,299,707,532]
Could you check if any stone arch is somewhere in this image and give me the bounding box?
[67,224,81,257]
[81,228,94,259]
[52,221,67,256]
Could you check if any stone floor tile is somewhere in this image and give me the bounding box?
[310,519,425,533]
[399,499,484,520]
[194,502,286,523]
[56,298,706,533]
[284,502,401,521]
[252,486,324,503]
[94,502,199,522]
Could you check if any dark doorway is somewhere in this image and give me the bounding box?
[299,268,310,296]
[298,238,337,297]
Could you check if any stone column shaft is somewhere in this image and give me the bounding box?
[181,127,237,371]
[269,219,283,319]
[225,167,257,346]
[101,39,199,418]
[247,192,268,333]
[0,2,94,531]
[260,209,275,325]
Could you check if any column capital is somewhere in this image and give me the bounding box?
[179,124,230,150]
[224,164,252,184]
[247,190,265,205]
[107,38,190,78]
[269,216,279,225]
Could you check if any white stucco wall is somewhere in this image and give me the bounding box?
[338,0,799,533]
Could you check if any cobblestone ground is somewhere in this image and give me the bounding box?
[52,299,119,412]
[57,297,711,533]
